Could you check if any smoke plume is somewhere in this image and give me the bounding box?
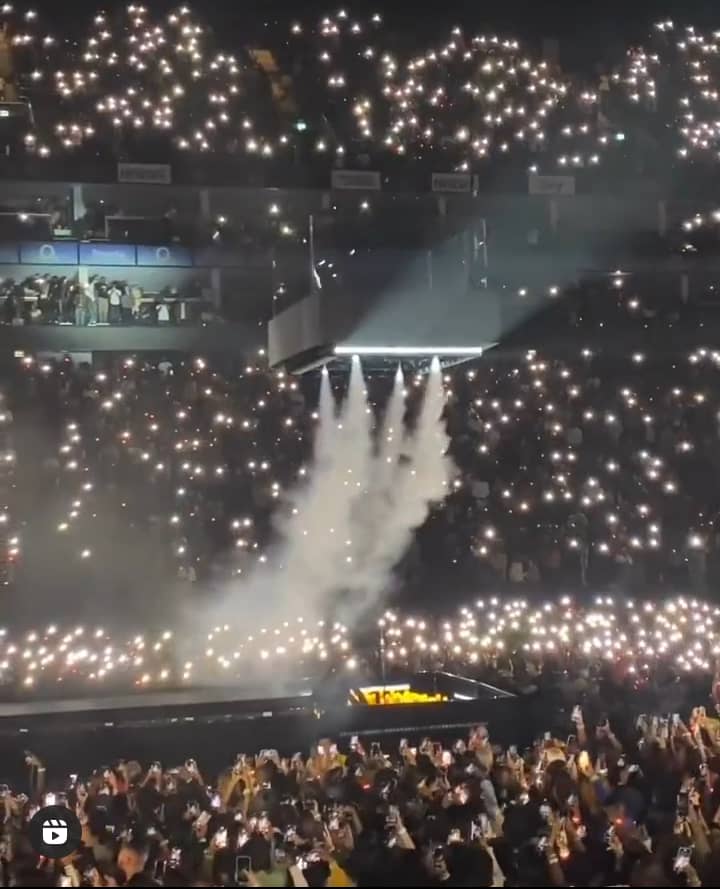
[202,356,453,633]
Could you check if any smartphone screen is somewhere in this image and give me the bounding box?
[677,792,689,818]
[674,847,692,873]
[235,855,252,883]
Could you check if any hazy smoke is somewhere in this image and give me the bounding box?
[265,358,373,616]
[343,362,407,573]
[201,356,453,634]
[340,356,450,616]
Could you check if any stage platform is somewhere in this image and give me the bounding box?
[0,673,525,784]
[0,670,514,723]
[0,683,314,720]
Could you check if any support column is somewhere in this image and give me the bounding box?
[549,198,559,235]
[72,184,85,221]
[199,188,211,221]
[210,267,221,310]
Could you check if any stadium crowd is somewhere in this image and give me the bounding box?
[0,4,630,183]
[0,8,706,194]
[2,706,720,885]
[0,7,720,887]
[0,315,716,694]
[0,6,704,189]
[8,325,720,604]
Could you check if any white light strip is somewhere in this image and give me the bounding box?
[334,345,486,357]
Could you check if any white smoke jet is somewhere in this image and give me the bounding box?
[231,356,373,622]
[344,363,407,569]
[340,356,452,613]
[337,355,375,504]
[380,363,408,461]
[313,364,337,467]
[369,362,408,497]
[200,357,452,636]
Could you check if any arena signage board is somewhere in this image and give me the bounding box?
[2,241,214,268]
[117,162,172,185]
[136,245,193,267]
[528,174,576,196]
[330,169,381,190]
[79,243,137,265]
[0,244,19,263]
[20,242,79,265]
[431,173,472,193]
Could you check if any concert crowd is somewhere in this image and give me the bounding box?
[1,706,720,885]
[0,5,717,887]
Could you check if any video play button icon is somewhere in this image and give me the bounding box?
[43,819,68,845]
[29,805,82,858]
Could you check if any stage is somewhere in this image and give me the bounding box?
[0,673,527,783]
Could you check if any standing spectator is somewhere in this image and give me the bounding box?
[47,277,61,323]
[61,281,76,324]
[120,284,133,323]
[95,278,109,325]
[108,282,122,324]
[3,288,15,324]
[85,282,97,325]
[117,841,156,886]
[131,282,144,320]
[11,282,23,319]
[74,283,89,327]
[157,301,170,324]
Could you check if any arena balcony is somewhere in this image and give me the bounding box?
[0,173,716,362]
